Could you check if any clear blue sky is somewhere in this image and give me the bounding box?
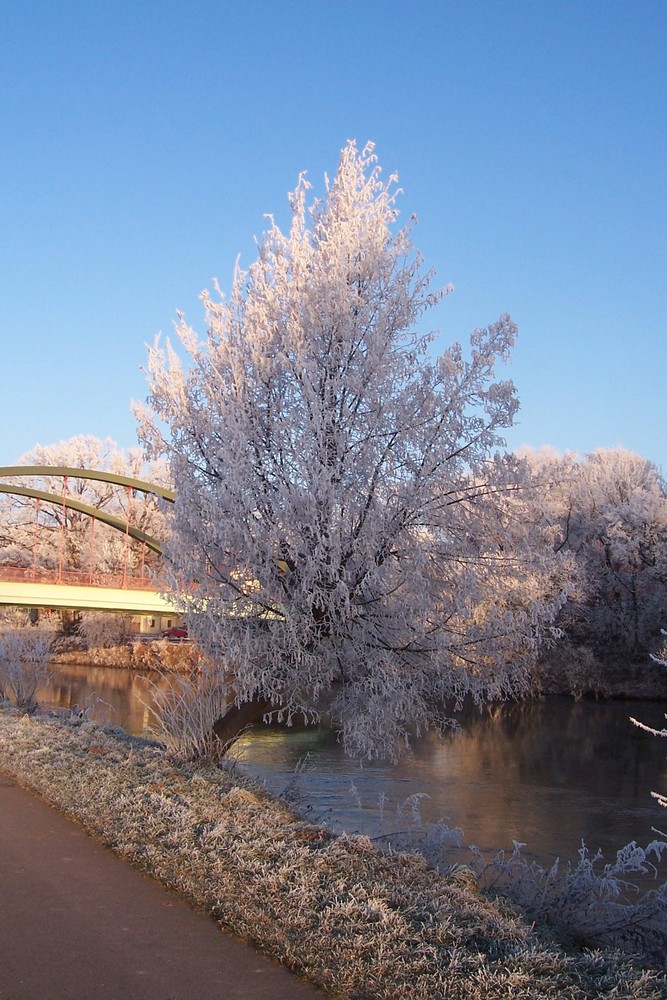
[2,2,665,470]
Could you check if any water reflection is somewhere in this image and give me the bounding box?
[38,663,667,869]
[37,664,175,738]
[233,700,667,869]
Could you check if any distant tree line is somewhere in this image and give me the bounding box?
[520,445,667,664]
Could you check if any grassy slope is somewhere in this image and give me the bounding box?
[0,708,664,1000]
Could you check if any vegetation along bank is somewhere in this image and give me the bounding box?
[0,707,665,1000]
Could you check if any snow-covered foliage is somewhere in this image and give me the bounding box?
[137,142,566,759]
[520,447,667,659]
[77,612,134,650]
[0,435,170,577]
[0,627,51,711]
[472,838,667,967]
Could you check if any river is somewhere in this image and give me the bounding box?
[38,662,667,873]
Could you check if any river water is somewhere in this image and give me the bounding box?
[38,663,667,872]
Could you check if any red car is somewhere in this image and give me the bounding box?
[161,626,188,641]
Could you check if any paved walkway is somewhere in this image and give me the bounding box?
[0,773,322,1000]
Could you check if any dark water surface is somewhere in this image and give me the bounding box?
[39,663,667,870]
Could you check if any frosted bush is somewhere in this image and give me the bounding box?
[144,671,229,762]
[77,611,133,650]
[539,641,609,698]
[0,628,52,711]
[470,838,667,967]
[0,607,37,629]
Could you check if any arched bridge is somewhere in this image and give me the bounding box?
[0,466,178,615]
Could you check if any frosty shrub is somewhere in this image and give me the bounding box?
[0,607,36,630]
[538,641,609,698]
[130,638,201,673]
[470,839,667,967]
[144,672,230,762]
[0,628,52,711]
[77,612,133,651]
[369,790,465,864]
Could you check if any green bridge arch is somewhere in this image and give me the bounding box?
[0,466,175,555]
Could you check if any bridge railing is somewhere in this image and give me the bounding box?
[0,565,168,592]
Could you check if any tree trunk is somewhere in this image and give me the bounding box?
[212,697,274,752]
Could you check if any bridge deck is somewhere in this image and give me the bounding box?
[0,568,178,614]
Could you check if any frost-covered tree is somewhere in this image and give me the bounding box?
[77,612,134,650]
[575,449,667,656]
[0,436,170,577]
[137,142,565,759]
[520,446,667,659]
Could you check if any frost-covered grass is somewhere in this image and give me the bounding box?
[0,709,665,999]
[320,784,667,972]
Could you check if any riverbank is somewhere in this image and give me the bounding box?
[0,707,664,999]
[52,641,667,701]
[51,637,200,673]
[536,644,667,701]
